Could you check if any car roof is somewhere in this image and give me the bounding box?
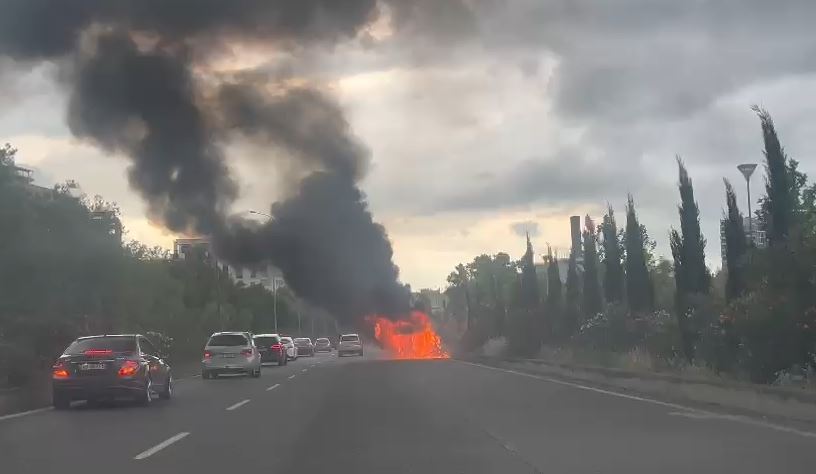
[210,331,250,336]
[341,333,359,337]
[254,334,280,338]
[280,336,293,340]
[77,334,139,340]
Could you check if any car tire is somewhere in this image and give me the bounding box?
[278,357,285,366]
[53,392,70,410]
[138,377,152,407]
[159,373,173,400]
[202,370,210,380]
[251,367,261,378]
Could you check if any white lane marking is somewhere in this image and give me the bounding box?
[133,432,190,460]
[288,374,296,380]
[301,368,308,373]
[458,361,816,439]
[0,406,52,422]
[266,383,280,391]
[226,399,251,411]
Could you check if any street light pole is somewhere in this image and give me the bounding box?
[737,164,758,244]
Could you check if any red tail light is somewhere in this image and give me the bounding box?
[84,349,113,357]
[118,360,139,377]
[270,344,282,351]
[203,350,212,359]
[240,349,253,358]
[52,362,69,379]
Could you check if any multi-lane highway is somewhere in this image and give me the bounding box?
[1,350,816,473]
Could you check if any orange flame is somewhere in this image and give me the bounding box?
[368,311,449,360]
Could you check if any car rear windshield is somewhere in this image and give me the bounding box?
[65,336,137,355]
[208,334,248,346]
[316,338,329,343]
[254,336,280,346]
[341,335,359,342]
[294,338,310,344]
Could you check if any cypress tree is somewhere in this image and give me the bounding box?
[752,106,793,246]
[624,194,653,313]
[582,215,603,317]
[601,206,624,303]
[723,179,747,302]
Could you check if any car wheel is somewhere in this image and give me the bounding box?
[278,357,285,366]
[202,370,210,379]
[138,377,152,407]
[53,392,70,410]
[159,373,173,400]
[251,367,261,378]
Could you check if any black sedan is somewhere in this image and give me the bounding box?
[51,334,172,409]
[294,338,315,357]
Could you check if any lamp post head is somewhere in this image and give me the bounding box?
[737,163,757,181]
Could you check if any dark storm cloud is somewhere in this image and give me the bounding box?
[437,151,649,213]
[0,0,414,323]
[0,0,378,59]
[469,0,816,120]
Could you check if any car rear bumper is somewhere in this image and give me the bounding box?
[202,358,257,372]
[53,378,145,400]
[260,351,284,362]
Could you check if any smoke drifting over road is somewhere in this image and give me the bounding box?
[0,1,410,323]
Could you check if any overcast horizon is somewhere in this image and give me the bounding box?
[3,0,816,290]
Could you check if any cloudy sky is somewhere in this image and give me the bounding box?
[3,0,816,289]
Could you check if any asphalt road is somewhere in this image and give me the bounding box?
[1,350,816,473]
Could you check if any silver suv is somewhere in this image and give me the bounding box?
[201,332,261,379]
[337,333,363,357]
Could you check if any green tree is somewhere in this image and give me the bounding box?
[624,194,653,313]
[545,247,563,341]
[582,215,602,317]
[600,206,624,304]
[723,179,747,302]
[670,157,710,361]
[564,247,581,336]
[753,106,794,246]
[519,235,540,309]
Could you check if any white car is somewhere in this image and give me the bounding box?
[280,336,298,361]
[337,333,363,357]
[201,332,261,379]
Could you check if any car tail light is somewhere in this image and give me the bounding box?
[84,349,113,357]
[52,362,69,379]
[240,349,253,358]
[270,344,282,351]
[118,360,139,377]
[203,350,212,359]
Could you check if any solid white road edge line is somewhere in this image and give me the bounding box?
[458,360,816,439]
[0,406,52,422]
[266,383,280,391]
[288,374,296,379]
[133,432,190,460]
[226,399,251,411]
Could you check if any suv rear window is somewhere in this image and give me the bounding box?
[65,336,137,355]
[208,334,248,346]
[316,338,330,343]
[341,335,359,342]
[254,336,280,346]
[294,338,310,344]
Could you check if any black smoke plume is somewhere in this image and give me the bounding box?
[0,0,410,323]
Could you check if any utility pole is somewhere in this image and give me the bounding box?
[738,163,758,244]
[273,276,278,333]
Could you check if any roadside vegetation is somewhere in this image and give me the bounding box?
[0,144,299,387]
[447,108,816,386]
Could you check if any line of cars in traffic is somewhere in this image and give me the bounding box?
[50,332,361,409]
